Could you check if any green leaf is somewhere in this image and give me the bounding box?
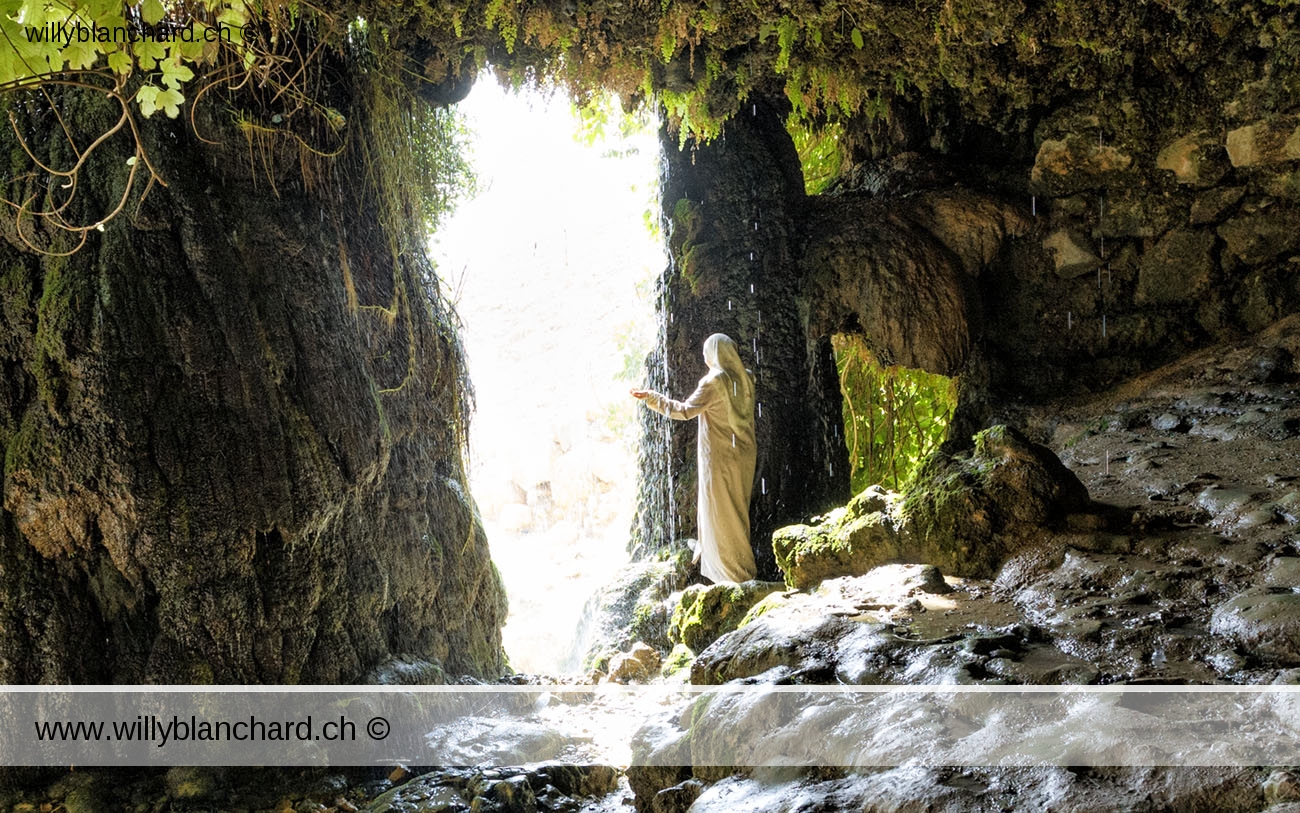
[159,54,193,88]
[133,37,166,69]
[155,85,183,117]
[62,39,99,69]
[136,83,160,115]
[141,0,164,24]
[851,27,864,49]
[136,83,184,118]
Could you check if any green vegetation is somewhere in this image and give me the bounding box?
[834,333,956,492]
[789,116,847,195]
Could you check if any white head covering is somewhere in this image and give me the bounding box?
[703,333,755,431]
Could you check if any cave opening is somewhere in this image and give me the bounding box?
[430,79,664,674]
[831,332,957,494]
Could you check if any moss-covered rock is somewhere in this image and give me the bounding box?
[667,581,785,653]
[772,502,903,590]
[901,425,1091,578]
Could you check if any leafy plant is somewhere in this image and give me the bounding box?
[834,333,956,492]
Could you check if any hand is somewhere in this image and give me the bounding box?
[630,389,650,400]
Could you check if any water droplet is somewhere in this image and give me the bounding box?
[750,283,755,293]
[753,221,759,231]
[733,380,737,396]
[757,402,762,418]
[761,478,767,494]
[727,299,732,310]
[1031,196,1036,216]
[1103,314,1107,338]
[752,103,757,116]
[829,463,834,477]
[732,433,736,447]
[752,337,757,353]
[749,252,754,261]
[1067,311,1072,330]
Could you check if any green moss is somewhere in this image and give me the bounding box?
[660,642,694,676]
[668,581,782,651]
[32,255,94,419]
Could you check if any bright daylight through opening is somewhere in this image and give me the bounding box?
[430,81,663,675]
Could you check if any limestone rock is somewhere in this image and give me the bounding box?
[1225,116,1300,167]
[1210,587,1300,665]
[1031,136,1135,195]
[667,581,784,652]
[1042,229,1101,278]
[1157,133,1228,187]
[1135,229,1216,305]
[607,642,662,683]
[579,552,693,672]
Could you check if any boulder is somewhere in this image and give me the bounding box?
[901,425,1091,578]
[772,506,902,589]
[1156,133,1229,187]
[1225,116,1300,167]
[1217,210,1300,265]
[772,428,1090,586]
[1042,229,1101,278]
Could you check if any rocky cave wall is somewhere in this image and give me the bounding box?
[0,84,506,683]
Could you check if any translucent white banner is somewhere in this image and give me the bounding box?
[3,686,1299,767]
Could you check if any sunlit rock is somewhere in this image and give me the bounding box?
[771,487,904,589]
[606,642,661,683]
[1156,132,1228,187]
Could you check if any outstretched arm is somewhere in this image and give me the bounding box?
[631,381,716,420]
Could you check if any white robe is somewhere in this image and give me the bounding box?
[643,369,758,584]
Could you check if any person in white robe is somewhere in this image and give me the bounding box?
[632,333,758,583]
